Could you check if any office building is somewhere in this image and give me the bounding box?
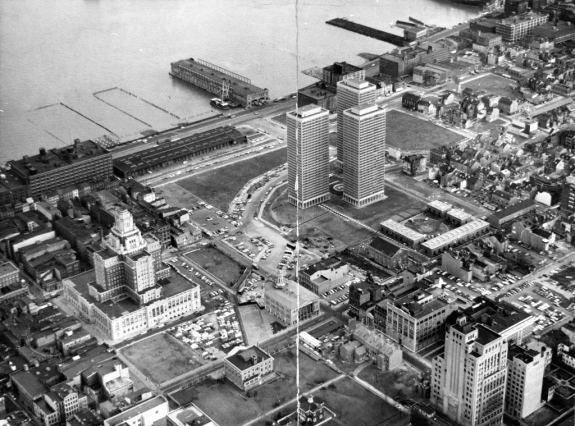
[379,43,450,78]
[336,79,377,169]
[322,62,365,85]
[223,346,275,391]
[431,315,508,426]
[495,11,549,43]
[286,105,330,209]
[342,104,386,207]
[505,344,548,419]
[63,209,201,341]
[264,278,321,326]
[385,289,452,353]
[561,175,575,214]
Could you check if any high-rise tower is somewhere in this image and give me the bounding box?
[286,105,330,209]
[342,103,386,207]
[336,79,377,170]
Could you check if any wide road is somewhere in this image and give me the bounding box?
[111,98,296,159]
[162,312,333,394]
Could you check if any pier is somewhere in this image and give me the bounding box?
[326,18,407,47]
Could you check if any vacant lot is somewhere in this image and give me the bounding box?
[462,74,522,100]
[185,246,245,286]
[177,148,287,211]
[358,362,425,403]
[387,109,463,150]
[120,333,204,384]
[188,350,340,426]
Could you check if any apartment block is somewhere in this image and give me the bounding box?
[286,105,331,209]
[342,104,386,207]
[336,79,377,169]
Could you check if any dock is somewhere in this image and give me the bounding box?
[326,18,407,47]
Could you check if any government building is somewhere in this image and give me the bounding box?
[63,209,201,341]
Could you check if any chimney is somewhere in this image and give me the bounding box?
[74,138,81,149]
[251,354,258,365]
[39,148,47,157]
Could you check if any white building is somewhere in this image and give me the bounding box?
[104,396,169,426]
[342,104,386,207]
[264,278,321,326]
[336,79,377,169]
[63,209,201,341]
[287,105,331,209]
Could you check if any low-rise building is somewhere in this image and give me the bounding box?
[366,238,410,270]
[427,200,453,217]
[299,257,350,295]
[167,404,218,426]
[558,343,575,369]
[223,346,274,391]
[264,278,321,326]
[103,396,169,426]
[403,155,427,176]
[351,322,403,369]
[511,222,555,251]
[0,258,27,303]
[421,219,490,257]
[446,209,472,226]
[380,219,426,248]
[487,199,537,229]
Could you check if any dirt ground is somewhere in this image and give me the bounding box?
[120,333,205,385]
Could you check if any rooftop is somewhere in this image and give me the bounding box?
[368,237,403,257]
[489,199,536,221]
[105,396,167,426]
[447,209,472,221]
[225,345,272,371]
[172,58,267,98]
[475,324,501,345]
[167,405,217,426]
[9,141,110,178]
[304,257,347,277]
[422,219,489,251]
[0,260,18,277]
[323,61,362,74]
[113,126,244,175]
[265,279,319,310]
[11,370,48,397]
[380,219,425,241]
[428,200,453,212]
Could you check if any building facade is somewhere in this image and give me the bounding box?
[223,346,274,391]
[342,104,386,207]
[496,12,549,43]
[287,105,331,209]
[336,79,377,169]
[431,316,508,426]
[561,176,575,214]
[63,210,201,341]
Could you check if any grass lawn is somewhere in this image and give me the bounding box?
[120,333,204,384]
[185,246,245,286]
[387,109,463,150]
[176,148,287,211]
[188,350,340,426]
[462,74,522,100]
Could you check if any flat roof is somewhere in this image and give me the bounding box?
[167,405,216,426]
[447,209,472,221]
[172,58,267,98]
[427,200,452,212]
[304,257,346,276]
[0,260,19,277]
[475,324,501,345]
[113,126,244,174]
[422,219,489,251]
[381,219,425,241]
[489,199,536,221]
[67,270,197,319]
[264,279,319,310]
[9,140,110,178]
[105,396,167,426]
[323,61,362,73]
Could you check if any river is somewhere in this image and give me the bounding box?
[0,0,478,162]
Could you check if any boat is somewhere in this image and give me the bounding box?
[210,98,230,110]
